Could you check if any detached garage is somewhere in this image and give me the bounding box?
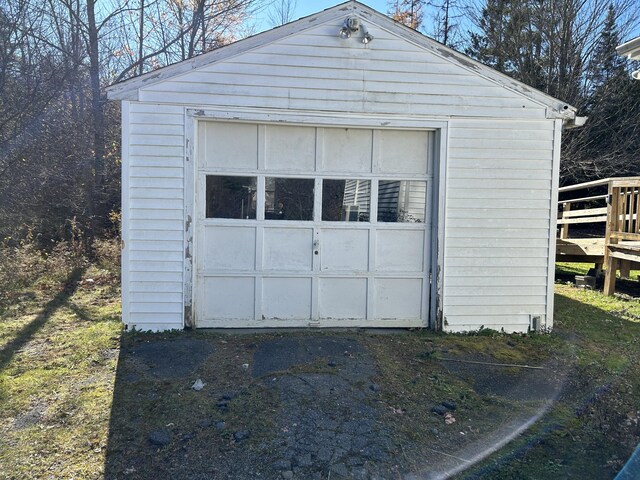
[107,1,578,333]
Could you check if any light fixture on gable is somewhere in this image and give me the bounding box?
[361,24,373,44]
[338,17,373,44]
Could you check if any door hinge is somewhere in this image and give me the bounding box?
[429,272,432,285]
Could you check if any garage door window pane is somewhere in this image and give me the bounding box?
[206,175,257,219]
[265,177,314,221]
[322,179,371,222]
[377,180,427,223]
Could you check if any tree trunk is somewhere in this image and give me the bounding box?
[86,0,105,252]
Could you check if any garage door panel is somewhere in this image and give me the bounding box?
[320,128,372,173]
[263,228,313,271]
[265,125,315,171]
[376,229,425,272]
[375,278,423,319]
[203,277,255,319]
[320,229,369,271]
[202,226,256,271]
[377,130,430,174]
[319,278,367,319]
[200,122,258,170]
[262,277,312,319]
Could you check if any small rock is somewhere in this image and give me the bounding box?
[148,430,171,447]
[191,379,205,391]
[272,459,292,471]
[369,383,381,392]
[221,392,237,401]
[233,430,250,442]
[442,401,457,411]
[181,433,195,442]
[282,471,294,480]
[431,405,448,416]
[432,428,439,435]
[215,421,226,430]
[327,360,337,367]
[216,401,228,412]
[241,363,249,369]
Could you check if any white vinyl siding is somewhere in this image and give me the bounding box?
[137,21,548,120]
[125,102,185,331]
[443,119,555,333]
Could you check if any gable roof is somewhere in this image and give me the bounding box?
[106,0,576,120]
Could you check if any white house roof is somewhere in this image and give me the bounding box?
[106,0,576,120]
[617,36,640,60]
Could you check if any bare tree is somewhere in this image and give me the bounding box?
[428,0,462,46]
[0,0,266,249]
[267,0,297,27]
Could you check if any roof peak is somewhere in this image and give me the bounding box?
[106,1,575,119]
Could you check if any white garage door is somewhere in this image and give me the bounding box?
[194,121,434,328]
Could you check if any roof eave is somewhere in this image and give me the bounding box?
[617,36,640,60]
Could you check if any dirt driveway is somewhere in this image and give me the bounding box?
[103,330,566,480]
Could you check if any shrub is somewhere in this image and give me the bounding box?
[0,236,86,308]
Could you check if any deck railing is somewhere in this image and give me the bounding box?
[557,178,610,240]
[557,177,640,295]
[604,178,640,294]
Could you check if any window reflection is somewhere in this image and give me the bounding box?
[265,177,314,221]
[206,175,257,219]
[322,179,371,222]
[377,180,427,223]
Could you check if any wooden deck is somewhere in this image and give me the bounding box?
[556,177,640,295]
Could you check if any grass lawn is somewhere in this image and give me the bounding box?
[0,266,122,479]
[0,264,639,478]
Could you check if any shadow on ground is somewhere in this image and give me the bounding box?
[102,326,579,480]
[0,267,84,372]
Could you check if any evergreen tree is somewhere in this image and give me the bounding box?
[587,4,627,95]
[562,4,640,183]
[466,0,514,74]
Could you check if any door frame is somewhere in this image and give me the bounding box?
[184,107,448,329]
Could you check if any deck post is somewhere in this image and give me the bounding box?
[560,202,571,239]
[604,255,618,295]
[620,260,631,278]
